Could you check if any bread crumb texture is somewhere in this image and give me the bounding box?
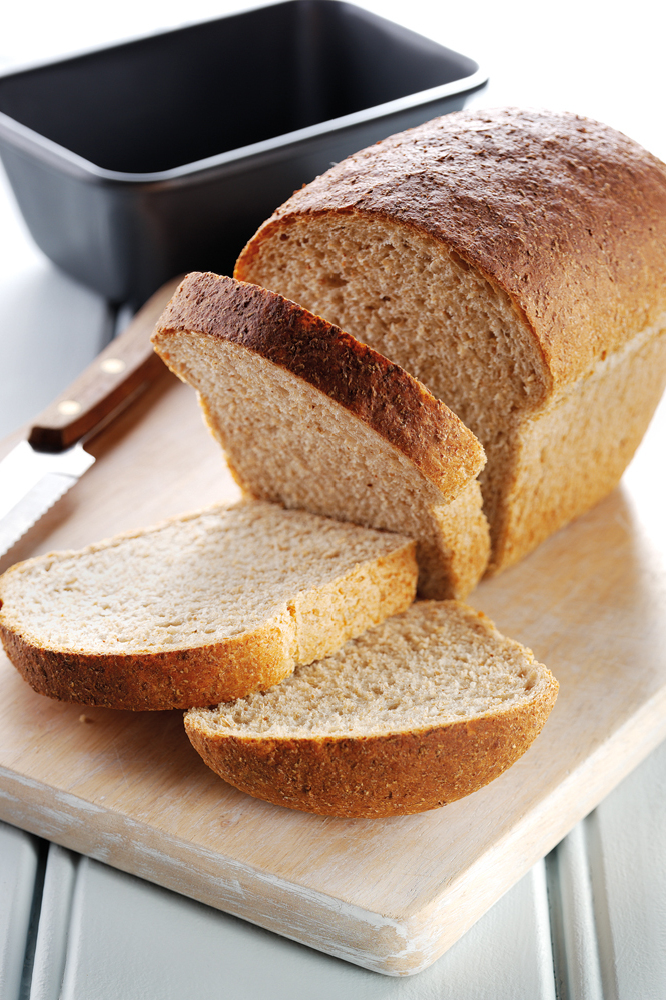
[185,600,558,816]
[236,107,666,574]
[153,273,490,599]
[0,500,417,710]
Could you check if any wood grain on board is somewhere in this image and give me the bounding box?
[1,370,665,976]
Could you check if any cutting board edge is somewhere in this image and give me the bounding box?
[3,679,666,978]
[0,764,445,976]
[413,686,666,966]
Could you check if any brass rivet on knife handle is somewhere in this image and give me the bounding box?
[27,276,184,453]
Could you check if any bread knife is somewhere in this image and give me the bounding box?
[0,277,182,558]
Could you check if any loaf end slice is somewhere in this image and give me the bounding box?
[185,600,559,817]
[0,500,417,710]
[152,273,490,599]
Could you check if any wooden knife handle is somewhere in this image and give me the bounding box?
[28,277,184,453]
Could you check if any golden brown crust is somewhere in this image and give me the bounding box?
[0,619,296,711]
[0,507,418,711]
[236,107,666,387]
[153,272,486,500]
[185,673,559,818]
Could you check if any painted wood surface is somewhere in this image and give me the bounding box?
[9,740,666,997]
[593,740,666,997]
[34,851,557,1000]
[0,821,42,999]
[1,371,666,975]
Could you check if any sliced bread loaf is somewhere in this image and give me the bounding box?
[185,600,559,817]
[235,107,666,574]
[0,500,417,710]
[152,272,490,600]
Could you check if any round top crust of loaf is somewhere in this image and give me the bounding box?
[236,107,666,388]
[155,272,486,500]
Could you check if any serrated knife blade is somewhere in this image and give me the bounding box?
[0,441,96,556]
[0,277,182,560]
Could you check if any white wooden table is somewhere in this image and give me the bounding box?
[1,1,665,996]
[3,740,666,998]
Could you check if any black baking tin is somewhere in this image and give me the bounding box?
[0,0,487,306]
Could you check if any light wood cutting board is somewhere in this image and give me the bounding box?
[1,368,666,977]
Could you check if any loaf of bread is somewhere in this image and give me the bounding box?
[235,107,666,574]
[185,600,559,817]
[152,273,490,600]
[0,500,417,710]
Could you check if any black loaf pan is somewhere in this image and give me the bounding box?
[0,0,487,307]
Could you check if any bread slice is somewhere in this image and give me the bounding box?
[0,500,417,710]
[152,272,490,600]
[235,107,666,574]
[185,600,559,817]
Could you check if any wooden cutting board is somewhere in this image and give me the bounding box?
[1,368,666,977]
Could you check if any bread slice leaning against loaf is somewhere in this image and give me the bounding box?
[152,273,490,600]
[236,107,666,575]
[0,500,417,710]
[185,600,559,817]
